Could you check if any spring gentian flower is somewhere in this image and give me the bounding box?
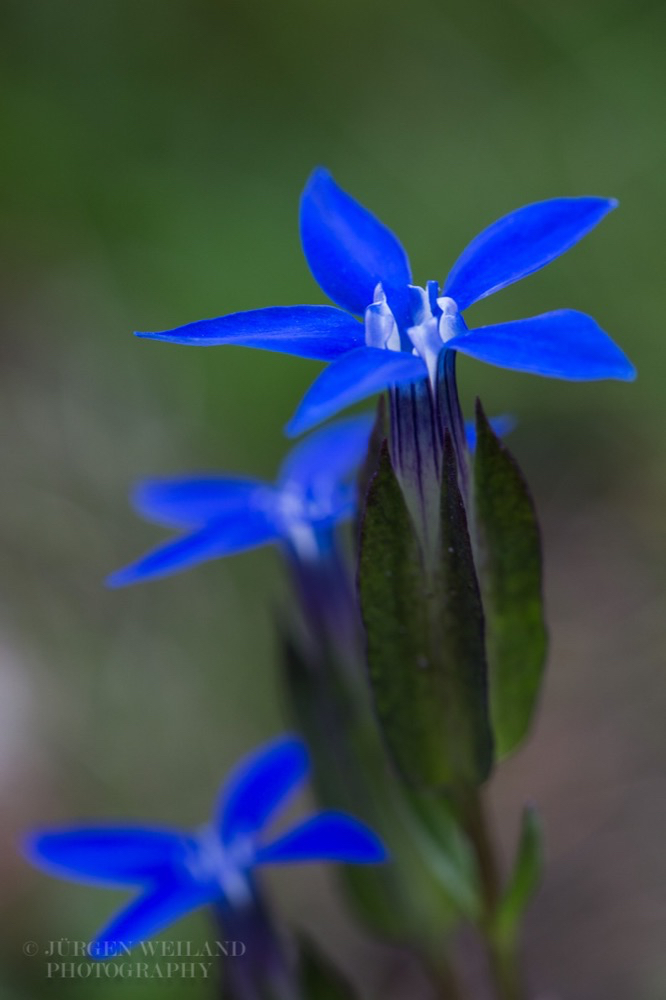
[136,168,635,441]
[24,736,386,958]
[107,415,372,587]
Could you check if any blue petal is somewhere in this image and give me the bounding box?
[444,197,618,311]
[218,736,309,845]
[300,168,412,315]
[136,306,363,362]
[23,827,194,887]
[132,477,269,529]
[107,512,279,587]
[465,415,515,452]
[286,347,427,437]
[449,310,636,381]
[90,883,213,959]
[256,812,387,865]
[278,415,374,493]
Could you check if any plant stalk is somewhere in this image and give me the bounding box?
[459,791,527,1000]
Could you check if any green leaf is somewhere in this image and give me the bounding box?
[278,619,474,939]
[402,788,482,921]
[358,437,492,788]
[473,401,548,757]
[279,623,475,936]
[495,804,544,942]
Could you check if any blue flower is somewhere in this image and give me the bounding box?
[24,736,386,958]
[136,169,635,437]
[107,415,373,586]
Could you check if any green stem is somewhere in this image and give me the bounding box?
[487,936,524,1000]
[461,791,501,912]
[459,791,527,1000]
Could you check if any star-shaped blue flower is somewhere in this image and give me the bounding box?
[24,736,386,958]
[107,415,372,587]
[136,169,635,437]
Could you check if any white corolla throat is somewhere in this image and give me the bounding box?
[364,284,468,389]
[188,825,255,908]
[274,484,332,562]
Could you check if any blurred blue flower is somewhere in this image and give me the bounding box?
[107,415,373,586]
[136,169,635,436]
[24,736,386,958]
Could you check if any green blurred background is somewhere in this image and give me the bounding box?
[1,0,665,997]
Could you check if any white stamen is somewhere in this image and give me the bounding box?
[405,286,443,387]
[364,284,401,351]
[437,296,467,343]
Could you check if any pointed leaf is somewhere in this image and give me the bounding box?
[277,619,475,935]
[436,435,494,784]
[400,789,481,920]
[465,415,515,453]
[495,805,543,942]
[358,440,492,788]
[473,402,548,756]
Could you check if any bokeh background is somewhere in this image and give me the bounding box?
[1,1,665,997]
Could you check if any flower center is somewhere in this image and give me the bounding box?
[273,483,349,562]
[187,826,254,907]
[364,283,467,387]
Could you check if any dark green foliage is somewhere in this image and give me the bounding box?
[473,401,548,757]
[359,437,492,789]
